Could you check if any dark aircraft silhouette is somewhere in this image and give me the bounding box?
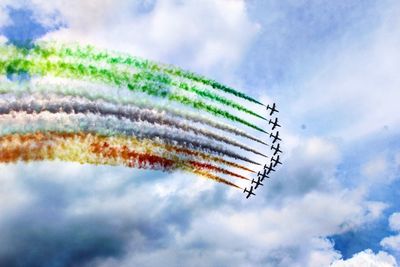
[251,177,264,189]
[263,162,276,175]
[270,155,282,167]
[244,186,256,198]
[266,102,279,116]
[271,143,282,156]
[268,117,281,130]
[269,131,282,143]
[257,168,270,181]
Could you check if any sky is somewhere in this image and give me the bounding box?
[0,0,399,266]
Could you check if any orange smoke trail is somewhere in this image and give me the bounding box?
[188,161,249,180]
[0,132,242,188]
[90,139,244,187]
[192,169,243,190]
[165,146,255,173]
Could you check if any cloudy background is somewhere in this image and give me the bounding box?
[0,0,399,266]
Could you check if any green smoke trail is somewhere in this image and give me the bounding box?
[29,44,265,120]
[0,49,266,132]
[34,42,265,106]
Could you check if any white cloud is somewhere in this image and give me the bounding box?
[362,156,388,179]
[0,2,12,27]
[0,164,33,218]
[21,0,260,81]
[380,213,400,252]
[330,249,397,267]
[286,1,400,140]
[389,213,400,232]
[0,35,6,44]
[198,192,367,249]
[0,158,386,267]
[263,136,342,200]
[365,201,389,221]
[381,235,400,252]
[82,189,374,266]
[307,238,341,267]
[0,1,398,266]
[360,154,398,186]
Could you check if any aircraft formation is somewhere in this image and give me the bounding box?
[0,42,283,194]
[244,102,283,199]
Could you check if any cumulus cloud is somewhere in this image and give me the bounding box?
[330,249,397,267]
[0,1,399,266]
[72,188,381,267]
[362,156,389,179]
[262,135,342,201]
[0,142,387,267]
[381,213,400,252]
[285,1,400,140]
[0,162,226,267]
[382,236,400,253]
[389,213,400,232]
[15,0,259,81]
[359,153,400,186]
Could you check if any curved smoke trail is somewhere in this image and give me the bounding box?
[0,78,268,145]
[33,42,264,106]
[0,112,261,165]
[0,95,266,157]
[0,48,266,132]
[0,42,270,189]
[0,132,242,188]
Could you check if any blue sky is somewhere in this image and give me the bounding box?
[0,0,399,266]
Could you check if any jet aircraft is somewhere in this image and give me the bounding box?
[244,186,256,198]
[271,143,282,156]
[266,102,279,116]
[268,117,281,130]
[269,131,282,143]
[257,168,270,181]
[251,177,264,189]
[270,155,282,167]
[263,162,276,175]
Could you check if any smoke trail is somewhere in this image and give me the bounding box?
[0,54,265,132]
[0,92,256,171]
[188,161,248,180]
[0,43,271,190]
[167,93,266,132]
[191,169,242,189]
[91,138,248,181]
[1,47,264,129]
[175,81,265,120]
[0,95,266,157]
[0,132,240,188]
[34,42,264,106]
[74,129,254,172]
[0,77,269,145]
[0,112,261,165]
[164,146,256,173]
[95,66,264,120]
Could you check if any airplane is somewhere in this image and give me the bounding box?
[271,143,282,156]
[251,177,264,189]
[266,102,279,116]
[269,131,282,143]
[271,155,282,167]
[263,162,276,175]
[257,168,270,181]
[243,186,256,199]
[268,117,281,130]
